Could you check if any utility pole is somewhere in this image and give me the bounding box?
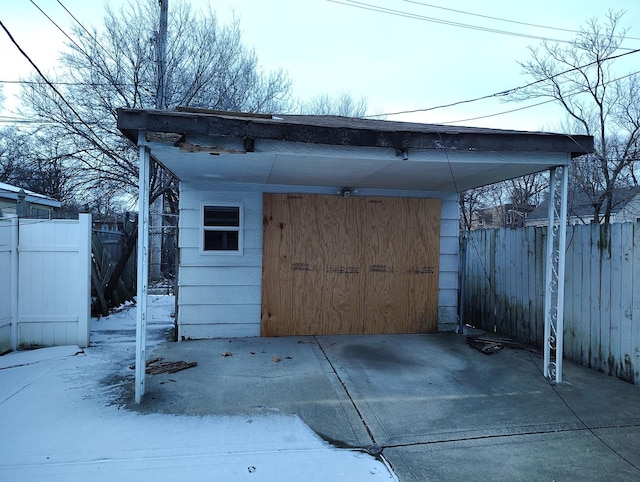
[156,0,168,110]
[151,0,168,284]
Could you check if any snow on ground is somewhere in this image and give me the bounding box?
[0,296,395,481]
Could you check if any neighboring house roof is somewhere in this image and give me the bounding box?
[117,108,593,192]
[528,186,640,221]
[0,181,62,208]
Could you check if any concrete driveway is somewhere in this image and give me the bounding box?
[132,333,640,481]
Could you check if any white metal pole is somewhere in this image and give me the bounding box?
[135,134,150,404]
[555,166,569,383]
[543,168,556,378]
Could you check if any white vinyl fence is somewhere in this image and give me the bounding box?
[463,222,640,385]
[0,214,91,352]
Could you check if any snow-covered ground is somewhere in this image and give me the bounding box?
[0,296,396,481]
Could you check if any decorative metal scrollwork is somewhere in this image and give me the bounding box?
[543,166,568,383]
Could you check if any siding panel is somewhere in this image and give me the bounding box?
[179,304,261,324]
[179,285,262,305]
[178,266,261,286]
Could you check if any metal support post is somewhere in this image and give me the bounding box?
[543,166,568,383]
[135,134,150,403]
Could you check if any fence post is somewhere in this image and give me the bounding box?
[77,213,92,348]
[10,216,18,351]
[16,190,27,218]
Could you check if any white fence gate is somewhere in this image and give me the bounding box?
[0,214,91,353]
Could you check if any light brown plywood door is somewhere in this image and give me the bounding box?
[261,193,440,336]
[361,197,441,333]
[261,194,362,336]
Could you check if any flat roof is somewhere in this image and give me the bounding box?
[117,108,594,192]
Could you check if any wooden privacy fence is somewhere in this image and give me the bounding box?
[91,220,137,317]
[462,222,640,385]
[0,215,91,352]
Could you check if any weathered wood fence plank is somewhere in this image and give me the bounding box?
[632,224,640,383]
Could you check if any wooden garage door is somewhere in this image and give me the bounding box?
[261,193,441,336]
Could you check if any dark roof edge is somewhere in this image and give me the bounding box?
[117,108,594,156]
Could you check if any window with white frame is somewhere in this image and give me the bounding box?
[202,204,242,253]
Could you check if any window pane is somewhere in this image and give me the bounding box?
[204,206,240,227]
[204,230,239,251]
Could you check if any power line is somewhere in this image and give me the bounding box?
[55,0,156,99]
[365,46,640,119]
[6,0,640,135]
[403,0,577,33]
[0,116,53,124]
[439,68,640,125]
[0,19,118,159]
[55,0,122,71]
[56,0,98,40]
[328,0,640,49]
[0,115,97,125]
[438,99,555,125]
[401,0,640,42]
[28,0,84,56]
[0,79,142,87]
[329,0,576,45]
[28,0,150,100]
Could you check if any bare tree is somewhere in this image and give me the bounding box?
[297,91,369,117]
[512,10,640,222]
[460,171,548,230]
[19,0,292,206]
[0,127,28,185]
[0,127,78,206]
[459,186,489,230]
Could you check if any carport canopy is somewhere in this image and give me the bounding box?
[117,108,592,190]
[116,107,594,402]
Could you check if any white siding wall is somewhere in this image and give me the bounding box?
[178,186,263,339]
[438,198,461,331]
[178,182,459,339]
[619,194,640,223]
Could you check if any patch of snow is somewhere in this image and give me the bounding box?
[0,345,84,370]
[0,296,396,481]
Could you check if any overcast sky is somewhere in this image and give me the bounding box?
[2,0,640,132]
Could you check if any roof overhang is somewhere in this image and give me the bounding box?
[117,108,594,192]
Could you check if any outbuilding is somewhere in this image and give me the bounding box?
[0,181,61,219]
[117,108,593,400]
